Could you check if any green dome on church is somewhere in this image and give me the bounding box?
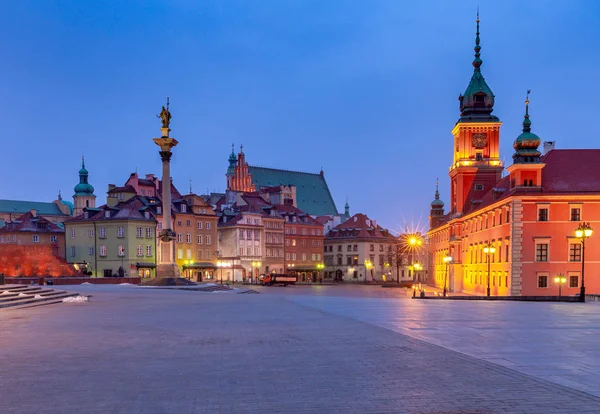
[513,94,542,163]
[73,157,95,196]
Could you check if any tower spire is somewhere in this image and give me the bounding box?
[473,9,482,72]
[523,89,532,132]
[435,178,440,200]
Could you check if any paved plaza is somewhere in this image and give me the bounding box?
[1,284,600,413]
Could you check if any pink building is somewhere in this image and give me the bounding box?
[428,19,600,298]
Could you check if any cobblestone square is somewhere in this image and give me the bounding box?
[1,284,599,413]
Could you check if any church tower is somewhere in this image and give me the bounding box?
[228,146,256,192]
[449,13,503,216]
[226,143,237,190]
[506,92,544,188]
[429,180,445,228]
[73,156,96,216]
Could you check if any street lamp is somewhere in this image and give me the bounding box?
[316,263,324,283]
[575,222,593,302]
[251,261,262,284]
[554,273,566,298]
[364,260,373,282]
[408,236,423,282]
[483,243,496,297]
[442,255,452,297]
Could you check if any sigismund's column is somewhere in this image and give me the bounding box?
[153,101,180,279]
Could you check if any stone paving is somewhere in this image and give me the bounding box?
[1,284,599,413]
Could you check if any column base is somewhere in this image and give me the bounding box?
[157,263,180,279]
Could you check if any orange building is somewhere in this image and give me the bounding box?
[428,17,600,298]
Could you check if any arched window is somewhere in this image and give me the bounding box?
[86,200,89,207]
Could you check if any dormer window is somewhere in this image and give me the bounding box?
[105,211,110,218]
[145,211,150,219]
[181,204,187,213]
[474,94,485,107]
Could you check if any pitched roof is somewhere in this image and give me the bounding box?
[0,200,69,217]
[248,166,338,216]
[327,213,395,241]
[107,185,136,194]
[0,211,64,234]
[66,196,156,223]
[433,149,600,228]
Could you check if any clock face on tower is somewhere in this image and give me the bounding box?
[472,132,487,148]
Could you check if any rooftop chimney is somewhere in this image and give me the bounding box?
[543,141,556,155]
[145,174,155,180]
[108,184,116,192]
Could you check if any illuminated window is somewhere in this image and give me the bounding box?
[146,245,152,256]
[137,245,143,256]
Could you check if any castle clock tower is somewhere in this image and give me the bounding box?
[449,13,503,216]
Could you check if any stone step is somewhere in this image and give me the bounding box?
[0,291,79,309]
[1,286,44,294]
[0,288,64,303]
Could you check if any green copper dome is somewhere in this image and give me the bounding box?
[226,144,237,176]
[73,157,95,196]
[458,13,499,123]
[430,181,444,208]
[513,93,541,163]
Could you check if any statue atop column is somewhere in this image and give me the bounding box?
[157,105,171,129]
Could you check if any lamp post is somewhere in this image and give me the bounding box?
[217,261,222,284]
[316,263,324,283]
[365,260,373,282]
[575,222,593,302]
[554,273,566,298]
[442,255,452,297]
[251,261,262,284]
[483,243,496,297]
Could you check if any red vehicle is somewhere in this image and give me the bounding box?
[260,273,297,286]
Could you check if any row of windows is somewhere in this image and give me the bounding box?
[284,227,321,236]
[0,235,57,243]
[71,227,153,239]
[284,253,322,261]
[176,249,214,260]
[239,247,262,256]
[467,271,509,288]
[538,275,579,288]
[176,219,212,229]
[239,230,260,241]
[265,222,284,230]
[266,248,284,258]
[286,239,322,247]
[265,233,284,244]
[537,207,581,222]
[535,243,582,262]
[176,233,212,245]
[70,245,152,257]
[462,209,510,234]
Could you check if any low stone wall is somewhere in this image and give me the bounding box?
[416,295,581,302]
[4,277,141,285]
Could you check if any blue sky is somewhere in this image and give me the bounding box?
[2,0,600,231]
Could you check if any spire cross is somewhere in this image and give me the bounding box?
[240,144,244,153]
[231,143,234,153]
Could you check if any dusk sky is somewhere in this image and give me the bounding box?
[3,0,600,232]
